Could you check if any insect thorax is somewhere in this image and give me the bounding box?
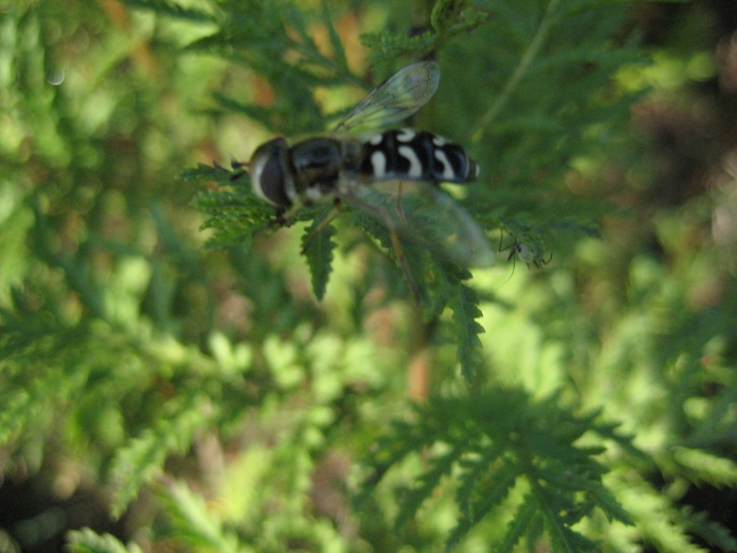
[288,137,363,202]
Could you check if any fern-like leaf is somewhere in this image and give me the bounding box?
[591,420,649,464]
[590,483,635,526]
[185,162,276,250]
[684,507,737,553]
[448,459,521,551]
[120,0,215,23]
[492,493,539,553]
[546,512,600,553]
[438,263,484,383]
[431,0,488,36]
[0,389,30,445]
[360,31,437,65]
[321,0,350,76]
[66,528,142,553]
[302,208,337,301]
[155,481,241,553]
[108,396,211,517]
[455,441,507,517]
[395,441,466,532]
[359,389,641,552]
[348,201,431,306]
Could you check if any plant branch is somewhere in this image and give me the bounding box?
[472,0,561,141]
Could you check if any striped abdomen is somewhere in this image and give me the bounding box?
[353,129,478,184]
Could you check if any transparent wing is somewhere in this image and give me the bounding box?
[345,181,494,268]
[334,61,441,133]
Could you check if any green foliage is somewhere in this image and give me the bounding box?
[187,163,490,380]
[108,391,213,517]
[155,481,244,553]
[2,0,737,552]
[301,207,338,301]
[442,264,485,382]
[362,0,487,63]
[358,389,636,552]
[67,529,143,553]
[189,165,275,249]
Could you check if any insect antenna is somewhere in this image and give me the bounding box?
[230,159,250,180]
[496,231,518,285]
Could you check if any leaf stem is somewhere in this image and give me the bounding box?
[472,0,561,141]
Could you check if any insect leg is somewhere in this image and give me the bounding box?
[346,189,421,305]
[369,195,421,305]
[498,230,518,261]
[387,222,421,306]
[531,252,553,269]
[265,206,292,229]
[497,230,519,278]
[395,181,409,226]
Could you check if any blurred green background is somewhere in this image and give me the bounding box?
[2,0,737,552]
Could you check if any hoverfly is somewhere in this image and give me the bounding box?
[235,60,494,271]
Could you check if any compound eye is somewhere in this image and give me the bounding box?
[250,138,292,208]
